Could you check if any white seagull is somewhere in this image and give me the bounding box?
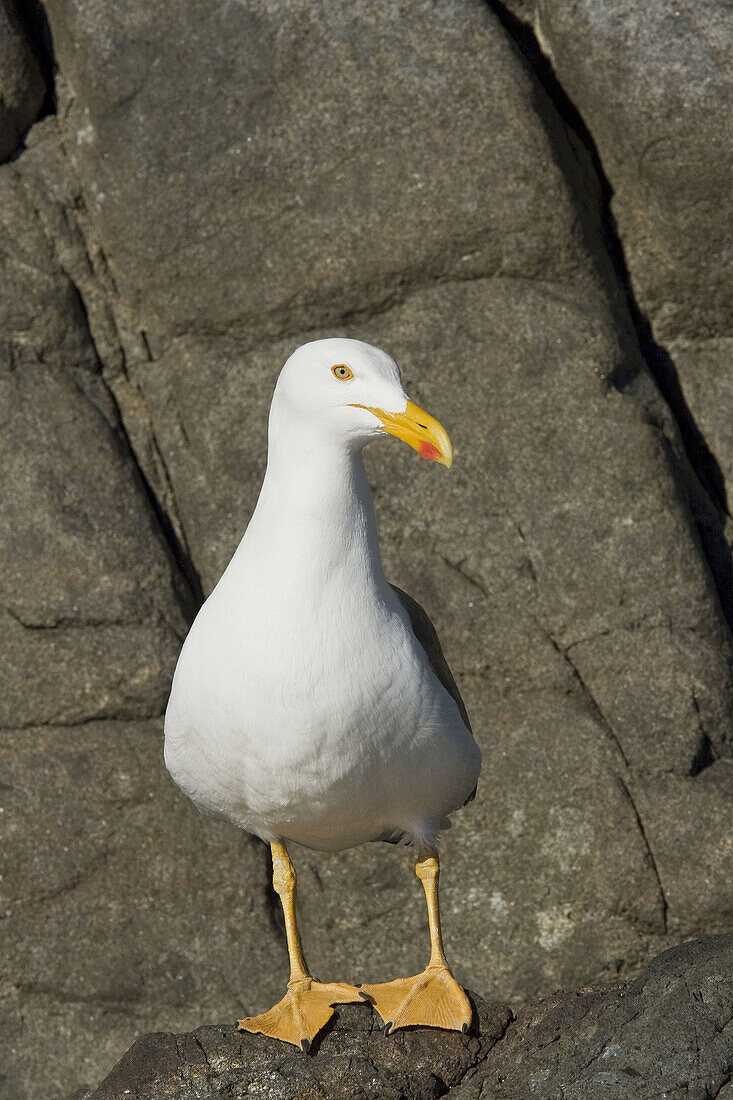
[164,338,482,1050]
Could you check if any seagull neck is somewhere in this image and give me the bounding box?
[250,425,382,570]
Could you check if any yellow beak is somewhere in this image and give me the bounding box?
[351,399,453,467]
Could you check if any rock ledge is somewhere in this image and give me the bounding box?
[71,935,733,1100]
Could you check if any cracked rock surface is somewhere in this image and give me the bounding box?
[71,936,733,1099]
[1,2,732,1098]
[502,0,733,596]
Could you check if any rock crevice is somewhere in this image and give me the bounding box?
[488,0,733,637]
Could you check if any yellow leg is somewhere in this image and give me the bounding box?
[237,841,362,1051]
[360,849,472,1035]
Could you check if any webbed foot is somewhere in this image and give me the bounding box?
[238,977,363,1051]
[360,965,471,1035]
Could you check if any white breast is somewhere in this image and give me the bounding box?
[164,433,480,852]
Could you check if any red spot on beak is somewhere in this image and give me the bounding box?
[419,441,442,462]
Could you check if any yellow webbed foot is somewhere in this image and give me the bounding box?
[360,965,472,1035]
[237,977,363,1051]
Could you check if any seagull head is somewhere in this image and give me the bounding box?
[272,337,453,467]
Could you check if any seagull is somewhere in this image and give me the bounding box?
[164,337,481,1051]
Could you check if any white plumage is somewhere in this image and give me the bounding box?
[164,337,480,853]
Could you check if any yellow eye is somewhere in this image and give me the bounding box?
[331,363,353,381]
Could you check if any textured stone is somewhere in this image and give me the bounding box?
[663,337,733,516]
[42,0,584,341]
[38,0,606,539]
[0,133,190,727]
[0,720,284,1100]
[0,123,245,1099]
[515,0,733,555]
[28,0,733,1024]
[3,1,733,1099]
[633,763,733,937]
[72,936,733,1099]
[78,994,512,1100]
[456,935,733,1099]
[527,0,733,344]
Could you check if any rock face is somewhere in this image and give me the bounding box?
[71,936,733,1099]
[504,0,733,581]
[529,0,732,345]
[2,2,732,1099]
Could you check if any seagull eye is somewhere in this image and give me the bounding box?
[331,364,353,381]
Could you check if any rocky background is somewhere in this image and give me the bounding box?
[1,2,731,1098]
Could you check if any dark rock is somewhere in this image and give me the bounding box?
[632,764,733,937]
[77,994,511,1100]
[0,0,45,161]
[457,934,733,1099]
[0,122,284,1098]
[32,0,733,1024]
[74,936,733,1099]
[663,339,733,542]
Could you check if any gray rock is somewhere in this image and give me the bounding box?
[71,935,733,1099]
[2,1,732,1098]
[500,1,535,22]
[456,934,733,1099]
[527,0,733,344]
[0,131,190,727]
[633,763,733,937]
[41,0,585,342]
[0,122,260,1098]
[663,337,733,521]
[39,0,605,547]
[1,720,285,1100]
[512,0,733,548]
